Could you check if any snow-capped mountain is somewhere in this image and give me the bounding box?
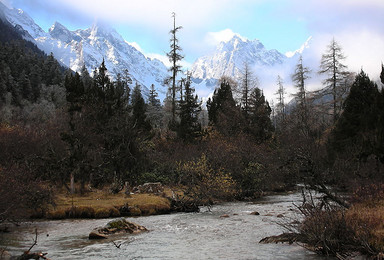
[189,34,314,102]
[0,2,313,102]
[0,2,169,97]
[190,35,287,81]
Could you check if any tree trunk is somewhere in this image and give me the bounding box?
[70,172,75,194]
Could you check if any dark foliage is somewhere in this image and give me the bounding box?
[177,74,201,142]
[207,79,245,136]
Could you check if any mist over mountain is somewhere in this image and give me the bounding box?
[0,2,311,102]
[190,35,287,80]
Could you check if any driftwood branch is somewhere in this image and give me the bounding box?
[111,240,121,249]
[17,229,51,260]
[27,228,38,253]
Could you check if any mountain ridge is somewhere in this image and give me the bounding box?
[0,3,169,98]
[0,3,311,102]
[190,34,288,81]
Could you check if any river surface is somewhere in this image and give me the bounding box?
[0,192,332,259]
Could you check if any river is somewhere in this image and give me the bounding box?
[0,192,332,259]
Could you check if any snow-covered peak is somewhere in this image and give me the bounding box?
[285,36,313,58]
[49,21,74,43]
[2,5,46,39]
[89,22,122,41]
[191,33,286,80]
[49,21,67,33]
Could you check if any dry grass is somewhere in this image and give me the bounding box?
[346,200,384,253]
[45,189,171,219]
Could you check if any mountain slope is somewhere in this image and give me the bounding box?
[0,3,169,97]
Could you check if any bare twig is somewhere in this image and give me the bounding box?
[111,240,121,249]
[27,228,38,253]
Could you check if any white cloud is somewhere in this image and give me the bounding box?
[146,53,192,70]
[126,41,143,53]
[285,36,312,58]
[204,29,247,46]
[49,0,252,31]
[337,31,384,80]
[146,53,171,67]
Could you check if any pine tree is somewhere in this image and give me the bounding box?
[80,64,92,90]
[330,70,379,158]
[19,70,32,101]
[43,52,61,85]
[319,38,349,122]
[292,56,311,134]
[240,63,258,120]
[166,12,184,124]
[248,87,273,142]
[147,84,163,129]
[94,58,109,92]
[29,65,42,102]
[89,59,111,121]
[131,82,151,133]
[207,78,244,135]
[62,71,86,194]
[177,73,201,141]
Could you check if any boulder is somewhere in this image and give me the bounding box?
[250,211,260,215]
[89,218,148,240]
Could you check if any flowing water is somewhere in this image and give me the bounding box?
[0,192,332,259]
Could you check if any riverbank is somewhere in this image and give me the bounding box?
[30,185,296,220]
[260,189,384,259]
[32,186,176,220]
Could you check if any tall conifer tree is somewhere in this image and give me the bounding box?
[319,38,349,122]
[166,12,184,124]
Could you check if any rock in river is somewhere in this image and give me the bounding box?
[89,218,148,240]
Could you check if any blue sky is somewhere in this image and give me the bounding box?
[2,0,384,78]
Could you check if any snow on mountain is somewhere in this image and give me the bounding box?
[190,35,287,81]
[0,3,169,98]
[0,2,46,39]
[189,34,294,102]
[0,2,313,103]
[285,36,313,58]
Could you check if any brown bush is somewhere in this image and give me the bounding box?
[299,206,357,255]
[46,209,67,220]
[66,206,95,218]
[0,165,53,222]
[94,208,110,218]
[346,202,384,253]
